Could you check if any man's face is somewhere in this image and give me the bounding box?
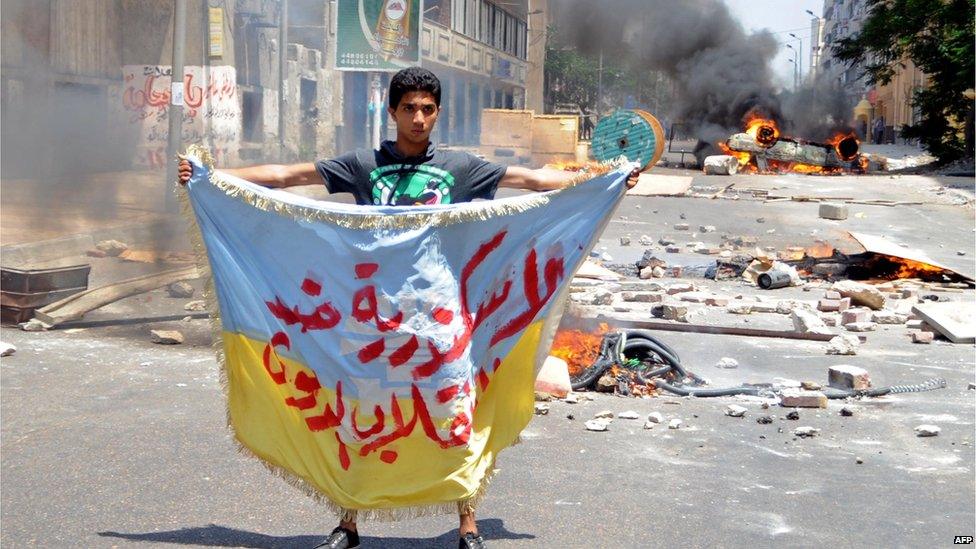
[388,91,440,145]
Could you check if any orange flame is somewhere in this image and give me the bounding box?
[891,257,945,279]
[805,240,835,258]
[549,323,610,377]
[744,117,780,146]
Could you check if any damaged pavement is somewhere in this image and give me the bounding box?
[1,156,974,547]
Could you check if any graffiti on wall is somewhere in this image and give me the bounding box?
[122,65,240,167]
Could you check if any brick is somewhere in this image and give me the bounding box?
[665,246,682,253]
[911,331,934,344]
[818,298,843,312]
[661,303,689,320]
[872,310,908,324]
[828,365,872,390]
[705,296,730,307]
[679,292,711,303]
[621,291,663,303]
[844,321,877,332]
[841,309,869,325]
[824,290,842,300]
[779,389,828,408]
[819,202,849,220]
[674,223,690,230]
[666,283,695,295]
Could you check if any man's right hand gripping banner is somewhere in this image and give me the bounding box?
[182,148,632,520]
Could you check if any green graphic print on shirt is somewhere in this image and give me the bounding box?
[369,164,456,205]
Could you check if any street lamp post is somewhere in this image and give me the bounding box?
[786,44,798,90]
[788,32,803,84]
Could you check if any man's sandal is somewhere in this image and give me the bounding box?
[459,532,486,548]
[313,526,360,549]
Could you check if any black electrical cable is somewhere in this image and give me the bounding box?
[569,329,948,399]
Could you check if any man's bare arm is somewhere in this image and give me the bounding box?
[178,158,321,189]
[499,166,640,192]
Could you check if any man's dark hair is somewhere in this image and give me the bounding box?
[389,67,441,109]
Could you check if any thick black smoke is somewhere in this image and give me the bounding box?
[552,0,845,142]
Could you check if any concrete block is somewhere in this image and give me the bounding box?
[828,365,872,390]
[841,309,870,325]
[844,321,877,332]
[911,331,934,344]
[872,310,908,324]
[621,291,663,303]
[824,290,842,300]
[535,356,571,398]
[780,389,828,408]
[819,202,849,220]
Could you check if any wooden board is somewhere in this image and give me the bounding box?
[911,301,976,343]
[626,174,693,196]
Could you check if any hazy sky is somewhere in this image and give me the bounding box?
[723,0,824,89]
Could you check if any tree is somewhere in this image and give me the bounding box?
[832,0,975,162]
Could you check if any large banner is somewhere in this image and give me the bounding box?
[121,65,240,168]
[183,147,630,518]
[336,0,424,71]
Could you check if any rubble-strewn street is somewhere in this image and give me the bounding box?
[2,163,973,547]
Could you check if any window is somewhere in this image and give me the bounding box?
[449,1,527,60]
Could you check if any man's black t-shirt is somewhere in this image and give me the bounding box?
[315,140,507,206]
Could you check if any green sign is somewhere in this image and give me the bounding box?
[336,0,424,71]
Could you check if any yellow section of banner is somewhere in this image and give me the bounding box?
[221,321,541,513]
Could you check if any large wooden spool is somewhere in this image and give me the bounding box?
[591,109,666,170]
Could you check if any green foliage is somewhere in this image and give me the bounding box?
[832,0,975,161]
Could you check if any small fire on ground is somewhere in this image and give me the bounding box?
[550,323,657,397]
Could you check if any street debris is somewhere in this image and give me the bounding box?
[828,365,871,390]
[793,426,821,438]
[667,419,682,429]
[584,420,609,432]
[535,356,572,398]
[184,300,207,312]
[756,415,773,424]
[914,425,941,437]
[818,203,849,220]
[0,342,16,357]
[725,404,747,417]
[534,403,550,415]
[617,411,640,420]
[780,389,828,408]
[647,412,664,424]
[593,410,614,419]
[167,281,195,298]
[785,411,801,420]
[150,329,184,345]
[840,407,855,417]
[831,280,886,310]
[715,357,739,369]
[95,239,128,256]
[826,335,860,355]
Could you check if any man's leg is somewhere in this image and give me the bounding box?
[459,511,477,536]
[457,502,485,547]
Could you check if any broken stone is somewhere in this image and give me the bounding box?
[0,342,15,357]
[800,381,822,391]
[828,365,872,390]
[785,410,801,420]
[579,289,615,306]
[844,321,877,332]
[678,292,711,303]
[622,291,663,303]
[831,280,886,310]
[658,236,676,246]
[665,246,682,253]
[668,419,682,429]
[647,412,664,424]
[534,403,550,415]
[750,302,779,313]
[840,407,854,417]
[666,283,695,295]
[584,420,609,432]
[871,310,908,324]
[756,217,765,224]
[643,420,656,430]
[563,393,579,404]
[791,309,833,335]
[818,202,849,220]
[817,297,851,312]
[619,236,631,246]
[715,357,739,369]
[780,389,827,408]
[639,266,654,279]
[639,235,654,246]
[534,391,552,402]
[821,314,840,327]
[793,426,820,438]
[19,318,51,332]
[699,225,717,233]
[756,415,773,424]
[184,300,207,312]
[841,309,870,325]
[914,424,941,437]
[855,457,864,464]
[906,319,925,329]
[595,372,617,392]
[601,252,613,262]
[727,304,753,315]
[674,223,690,231]
[911,331,934,344]
[95,239,128,256]
[651,266,666,278]
[618,410,640,420]
[826,334,859,355]
[593,410,614,420]
[636,250,668,270]
[150,330,184,345]
[705,296,729,307]
[824,290,842,300]
[725,405,747,417]
[662,304,689,321]
[86,249,108,258]
[167,281,195,298]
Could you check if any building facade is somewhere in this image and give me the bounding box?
[0,0,545,179]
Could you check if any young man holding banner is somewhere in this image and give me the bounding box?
[179,67,636,549]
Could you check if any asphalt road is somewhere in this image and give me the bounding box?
[2,169,974,548]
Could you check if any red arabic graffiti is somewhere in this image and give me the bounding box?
[122,71,237,120]
[257,230,564,470]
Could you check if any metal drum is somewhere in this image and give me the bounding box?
[590,109,666,171]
